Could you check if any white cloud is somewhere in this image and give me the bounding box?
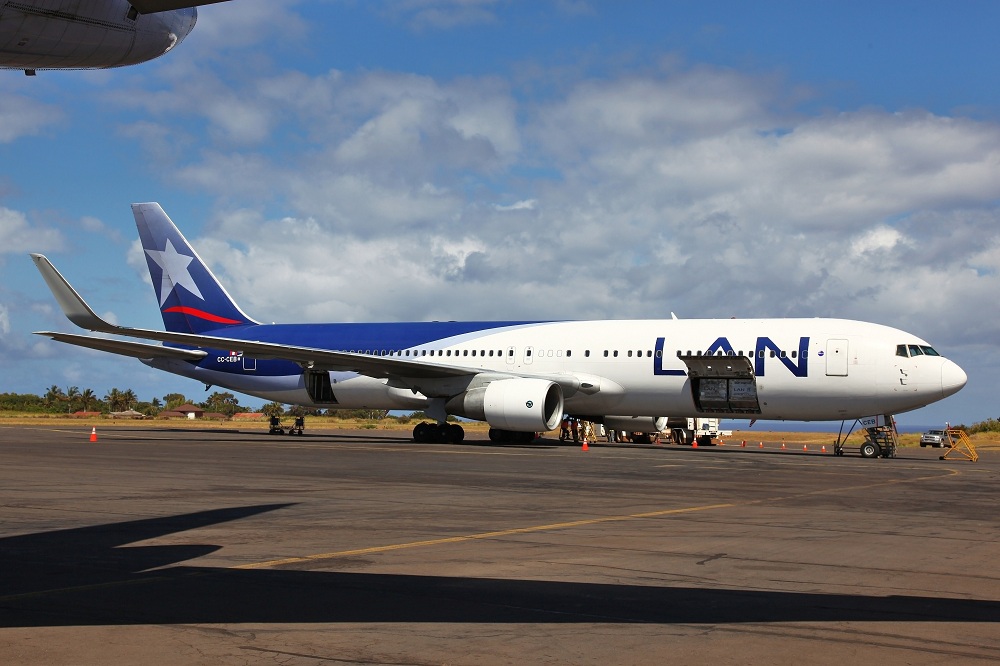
[386,0,503,30]
[0,207,63,255]
[98,58,1000,352]
[0,93,62,143]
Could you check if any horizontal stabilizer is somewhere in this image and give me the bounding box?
[35,331,207,361]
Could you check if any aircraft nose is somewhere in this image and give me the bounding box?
[941,360,967,398]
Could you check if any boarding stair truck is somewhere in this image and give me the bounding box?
[667,417,727,446]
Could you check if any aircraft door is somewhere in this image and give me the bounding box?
[506,346,516,366]
[243,355,256,372]
[825,339,848,376]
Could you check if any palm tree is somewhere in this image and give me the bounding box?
[80,388,96,412]
[44,385,65,409]
[123,389,138,411]
[65,386,81,413]
[104,388,124,412]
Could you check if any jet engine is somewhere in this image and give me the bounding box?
[447,378,564,432]
[603,416,668,433]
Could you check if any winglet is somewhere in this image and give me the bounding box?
[30,254,117,333]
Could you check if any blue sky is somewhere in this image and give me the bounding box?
[1,0,998,427]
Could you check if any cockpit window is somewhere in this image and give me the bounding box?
[908,345,924,356]
[896,344,908,358]
[920,346,941,357]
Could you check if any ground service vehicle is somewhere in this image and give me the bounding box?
[920,429,948,447]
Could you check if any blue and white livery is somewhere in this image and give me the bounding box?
[31,203,967,443]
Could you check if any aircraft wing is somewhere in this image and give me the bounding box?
[30,253,592,394]
[35,331,207,361]
[129,0,231,13]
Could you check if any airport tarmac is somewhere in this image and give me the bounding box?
[0,424,997,665]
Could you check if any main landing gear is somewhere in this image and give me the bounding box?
[412,421,465,444]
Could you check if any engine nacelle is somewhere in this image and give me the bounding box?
[603,416,668,433]
[447,378,564,432]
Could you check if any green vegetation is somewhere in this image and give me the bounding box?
[960,418,1000,434]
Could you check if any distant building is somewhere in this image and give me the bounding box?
[159,404,204,419]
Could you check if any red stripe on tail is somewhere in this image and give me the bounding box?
[162,306,244,325]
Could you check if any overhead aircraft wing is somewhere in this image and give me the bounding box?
[30,253,592,394]
[129,0,231,13]
[35,331,207,361]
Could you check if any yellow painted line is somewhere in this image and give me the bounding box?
[233,502,735,570]
[233,465,964,571]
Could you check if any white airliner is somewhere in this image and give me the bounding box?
[0,0,229,74]
[31,203,967,445]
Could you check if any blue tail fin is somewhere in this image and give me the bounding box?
[132,202,259,334]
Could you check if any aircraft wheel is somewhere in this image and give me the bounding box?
[860,441,880,458]
[448,423,465,444]
[413,422,431,443]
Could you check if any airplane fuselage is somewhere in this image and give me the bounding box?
[146,317,965,422]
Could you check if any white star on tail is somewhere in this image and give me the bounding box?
[145,239,204,306]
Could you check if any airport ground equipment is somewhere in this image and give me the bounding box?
[667,417,727,446]
[941,428,978,462]
[267,415,306,436]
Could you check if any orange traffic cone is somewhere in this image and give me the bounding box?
[781,441,786,450]
[692,439,698,448]
[803,444,808,451]
[741,440,746,448]
[821,445,827,453]
[759,442,763,448]
[581,438,589,452]
[89,427,98,443]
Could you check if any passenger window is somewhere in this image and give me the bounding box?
[613,350,619,357]
[628,350,633,358]
[779,351,786,358]
[604,350,609,357]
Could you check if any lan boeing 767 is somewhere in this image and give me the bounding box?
[31,203,966,444]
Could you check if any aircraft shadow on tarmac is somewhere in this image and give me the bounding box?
[1,505,996,627]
